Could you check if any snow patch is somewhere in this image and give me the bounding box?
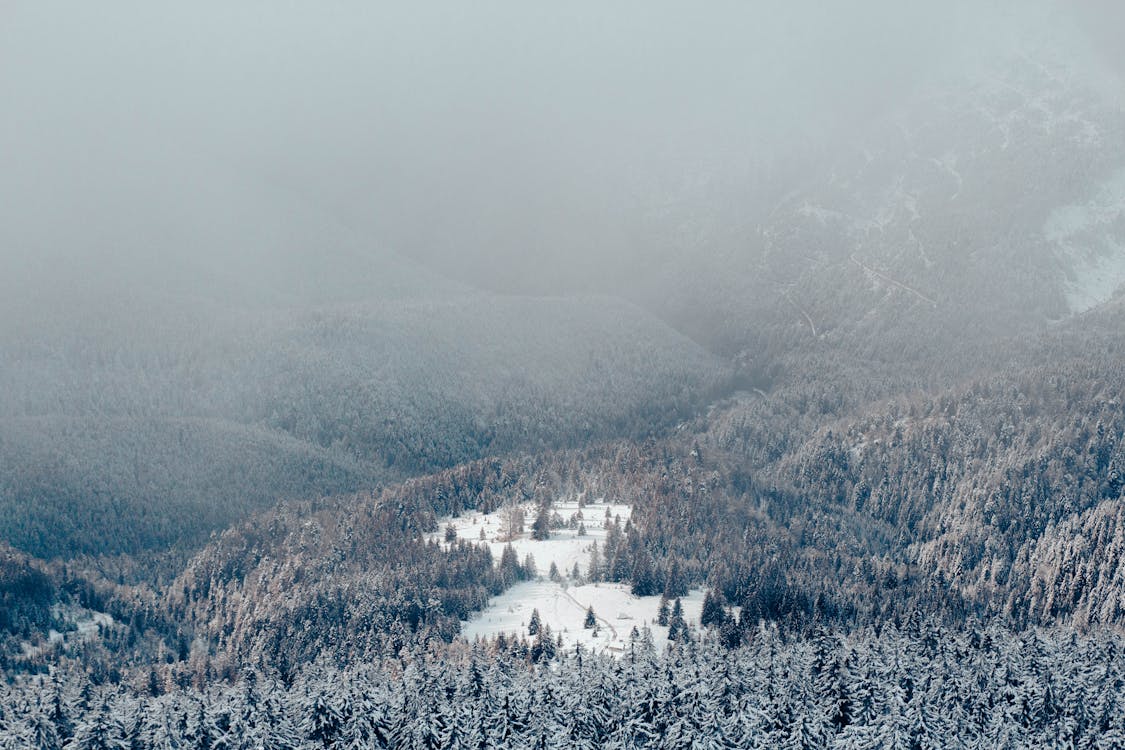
[797,202,848,225]
[1045,169,1125,313]
[20,606,114,659]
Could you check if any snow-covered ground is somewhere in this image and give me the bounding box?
[1045,168,1125,313]
[21,605,114,659]
[461,580,705,656]
[431,498,632,578]
[429,498,704,655]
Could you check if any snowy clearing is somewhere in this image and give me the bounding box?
[430,498,632,577]
[21,605,114,660]
[460,581,705,656]
[429,498,704,655]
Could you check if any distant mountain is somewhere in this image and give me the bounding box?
[0,240,727,559]
[643,51,1125,369]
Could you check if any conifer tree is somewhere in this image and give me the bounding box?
[701,588,727,628]
[532,505,551,541]
[631,546,659,597]
[528,609,542,637]
[668,598,688,642]
[657,595,671,627]
[588,542,602,583]
[500,544,521,585]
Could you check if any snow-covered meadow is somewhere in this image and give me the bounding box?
[429,498,703,655]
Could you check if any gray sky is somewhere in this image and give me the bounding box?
[1,0,1118,301]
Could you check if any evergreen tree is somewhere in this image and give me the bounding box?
[304,693,343,748]
[587,542,602,583]
[500,544,521,585]
[657,595,671,627]
[584,607,597,630]
[631,546,659,597]
[531,626,557,663]
[668,598,688,642]
[529,609,542,637]
[532,505,551,541]
[701,588,727,628]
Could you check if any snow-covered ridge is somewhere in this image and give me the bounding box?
[428,498,704,655]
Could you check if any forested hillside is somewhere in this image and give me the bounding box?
[0,277,726,559]
[643,52,1125,370]
[4,2,1125,746]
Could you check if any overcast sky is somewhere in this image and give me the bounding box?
[1,1,1120,302]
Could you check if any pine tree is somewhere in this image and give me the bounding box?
[701,588,727,628]
[584,607,597,629]
[532,505,551,541]
[529,609,542,637]
[668,598,688,642]
[588,542,602,583]
[305,693,343,748]
[26,704,62,750]
[631,546,659,597]
[663,559,688,599]
[67,698,123,750]
[532,626,557,663]
[657,595,671,627]
[500,544,521,585]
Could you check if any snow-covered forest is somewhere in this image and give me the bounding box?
[4,1,1125,746]
[4,623,1124,748]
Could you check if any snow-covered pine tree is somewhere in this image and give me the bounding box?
[701,587,727,628]
[657,595,670,627]
[528,609,542,637]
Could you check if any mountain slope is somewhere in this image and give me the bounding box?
[0,257,727,559]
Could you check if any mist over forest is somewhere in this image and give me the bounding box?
[3,2,1125,747]
[6,0,1119,299]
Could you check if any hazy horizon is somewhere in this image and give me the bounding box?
[3,0,1121,309]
